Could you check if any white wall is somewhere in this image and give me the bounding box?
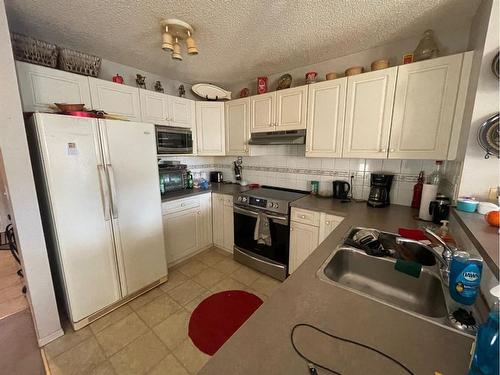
[226,25,471,95]
[0,0,61,345]
[99,59,197,100]
[458,0,500,199]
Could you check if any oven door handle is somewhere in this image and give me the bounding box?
[233,205,289,223]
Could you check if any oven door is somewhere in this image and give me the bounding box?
[233,204,289,280]
[156,126,193,154]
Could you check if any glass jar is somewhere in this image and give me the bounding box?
[414,30,439,61]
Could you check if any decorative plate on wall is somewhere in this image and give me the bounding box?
[191,83,231,100]
[478,113,499,159]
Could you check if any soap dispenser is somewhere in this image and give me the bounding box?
[469,285,499,375]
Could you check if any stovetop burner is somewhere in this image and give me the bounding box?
[448,308,478,333]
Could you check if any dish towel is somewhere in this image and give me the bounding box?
[254,212,272,246]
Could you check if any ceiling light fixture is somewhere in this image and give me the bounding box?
[160,19,198,61]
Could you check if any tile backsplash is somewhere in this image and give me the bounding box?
[162,155,458,207]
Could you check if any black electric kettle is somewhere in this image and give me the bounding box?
[332,180,350,199]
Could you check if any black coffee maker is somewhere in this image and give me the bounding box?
[367,173,394,208]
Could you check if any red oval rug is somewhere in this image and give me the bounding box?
[188,290,263,355]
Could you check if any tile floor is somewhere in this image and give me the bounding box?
[0,250,28,320]
[44,247,281,375]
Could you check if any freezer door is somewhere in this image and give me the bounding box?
[99,119,167,295]
[33,113,121,322]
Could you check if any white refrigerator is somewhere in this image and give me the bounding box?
[27,113,167,327]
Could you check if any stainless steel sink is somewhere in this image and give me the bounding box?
[322,247,447,318]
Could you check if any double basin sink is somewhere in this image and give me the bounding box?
[318,227,471,335]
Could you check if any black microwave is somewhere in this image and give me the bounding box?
[155,125,193,154]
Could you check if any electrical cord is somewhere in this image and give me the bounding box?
[290,323,415,375]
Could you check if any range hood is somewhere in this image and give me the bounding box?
[248,129,306,145]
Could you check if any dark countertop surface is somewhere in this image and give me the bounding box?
[451,208,499,275]
[161,183,249,202]
[200,202,474,375]
[291,194,363,216]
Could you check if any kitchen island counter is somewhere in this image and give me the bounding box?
[199,202,474,375]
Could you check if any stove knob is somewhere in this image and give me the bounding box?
[237,196,242,202]
[273,203,279,208]
[267,202,273,208]
[242,197,248,202]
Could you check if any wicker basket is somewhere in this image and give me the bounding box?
[11,33,58,68]
[58,48,101,77]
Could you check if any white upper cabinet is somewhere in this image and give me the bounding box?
[275,86,308,131]
[250,92,275,133]
[306,78,347,157]
[139,90,195,128]
[196,102,225,155]
[16,61,91,112]
[225,98,250,155]
[169,96,195,128]
[389,54,463,159]
[250,87,308,133]
[343,68,397,159]
[89,77,141,121]
[139,89,169,125]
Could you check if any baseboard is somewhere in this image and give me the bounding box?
[168,244,214,268]
[38,327,64,347]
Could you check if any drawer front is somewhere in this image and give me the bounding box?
[291,208,320,227]
[162,195,202,214]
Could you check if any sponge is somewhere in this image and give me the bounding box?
[395,259,422,278]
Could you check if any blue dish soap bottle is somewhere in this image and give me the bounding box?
[469,285,499,375]
[449,251,483,305]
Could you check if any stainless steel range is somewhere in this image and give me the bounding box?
[233,187,307,281]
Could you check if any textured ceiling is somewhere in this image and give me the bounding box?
[5,0,480,87]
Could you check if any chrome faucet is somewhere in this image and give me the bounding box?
[395,228,456,284]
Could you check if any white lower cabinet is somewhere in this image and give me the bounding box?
[212,193,234,253]
[289,208,343,274]
[162,193,212,265]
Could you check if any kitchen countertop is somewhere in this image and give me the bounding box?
[451,208,499,277]
[161,183,249,202]
[200,201,474,375]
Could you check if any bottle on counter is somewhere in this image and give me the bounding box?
[411,171,425,208]
[159,175,165,195]
[427,161,443,186]
[186,171,193,189]
[469,285,499,375]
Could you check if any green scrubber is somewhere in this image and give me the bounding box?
[395,259,422,278]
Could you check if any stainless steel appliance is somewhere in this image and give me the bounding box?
[233,187,306,280]
[332,180,350,200]
[248,129,306,145]
[210,171,223,183]
[367,173,394,208]
[158,161,187,193]
[155,125,193,154]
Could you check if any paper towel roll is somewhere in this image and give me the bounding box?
[419,184,438,221]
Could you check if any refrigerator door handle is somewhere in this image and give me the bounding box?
[97,164,111,221]
[106,164,119,219]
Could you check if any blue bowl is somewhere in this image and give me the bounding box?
[457,199,479,213]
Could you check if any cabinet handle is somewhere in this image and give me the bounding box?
[181,203,185,207]
[300,215,306,219]
[290,227,294,232]
[390,148,395,152]
[197,211,201,215]
[325,221,330,225]
[269,123,273,127]
[380,149,387,153]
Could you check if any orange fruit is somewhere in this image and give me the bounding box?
[485,211,500,227]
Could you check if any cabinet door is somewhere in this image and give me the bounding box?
[389,54,463,159]
[89,78,141,121]
[197,194,213,249]
[163,208,199,264]
[306,79,347,157]
[225,98,250,155]
[100,120,167,295]
[289,221,319,274]
[276,86,308,131]
[169,96,195,128]
[343,68,397,158]
[318,213,343,244]
[196,102,225,155]
[16,61,91,112]
[139,89,169,125]
[222,195,234,252]
[212,193,224,248]
[250,92,275,133]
